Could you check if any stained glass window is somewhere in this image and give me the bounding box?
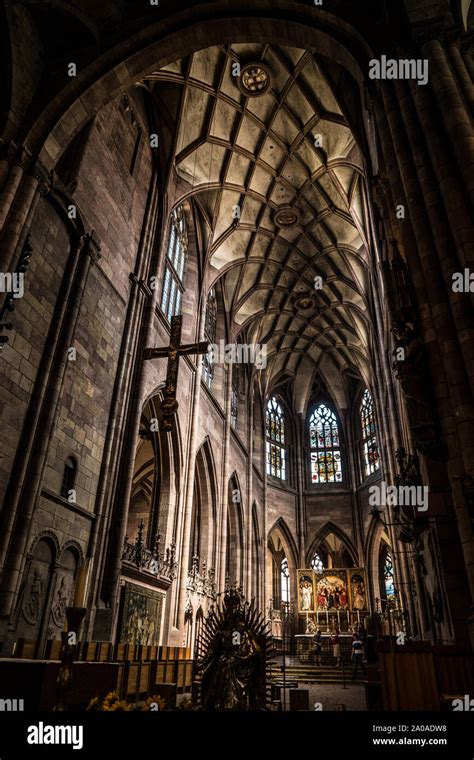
[266,397,286,480]
[202,287,217,388]
[383,549,395,600]
[311,552,324,573]
[281,557,290,604]
[309,404,342,484]
[360,389,380,477]
[160,206,187,322]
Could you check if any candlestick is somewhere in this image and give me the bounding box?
[357,610,360,624]
[316,611,319,625]
[326,610,328,624]
[337,610,340,626]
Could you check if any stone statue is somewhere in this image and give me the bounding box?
[387,241,445,462]
[194,589,273,711]
[391,316,445,462]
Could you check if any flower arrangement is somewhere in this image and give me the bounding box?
[87,692,131,711]
[86,691,167,711]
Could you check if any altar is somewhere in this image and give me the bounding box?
[295,635,317,662]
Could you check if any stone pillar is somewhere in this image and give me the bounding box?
[382,82,474,470]
[395,78,474,401]
[0,232,101,618]
[219,359,233,588]
[173,361,204,637]
[0,160,24,231]
[84,177,160,640]
[295,411,306,566]
[245,375,255,601]
[376,85,474,642]
[448,42,474,112]
[0,163,46,274]
[460,40,474,81]
[423,38,474,203]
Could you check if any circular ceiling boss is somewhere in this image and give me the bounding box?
[238,62,272,97]
[273,205,300,228]
[293,291,317,313]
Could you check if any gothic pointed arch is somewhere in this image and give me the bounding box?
[358,387,381,479]
[190,438,218,572]
[226,473,245,587]
[126,388,182,550]
[267,517,299,571]
[306,522,358,569]
[267,518,298,611]
[307,402,344,486]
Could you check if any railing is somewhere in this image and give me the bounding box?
[122,520,177,581]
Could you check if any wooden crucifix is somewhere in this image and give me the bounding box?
[143,315,209,431]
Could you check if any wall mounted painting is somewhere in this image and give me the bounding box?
[297,569,316,613]
[315,569,349,611]
[348,569,368,611]
[119,582,163,645]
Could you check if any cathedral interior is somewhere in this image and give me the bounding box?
[0,0,473,714]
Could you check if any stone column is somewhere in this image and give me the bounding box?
[423,39,474,203]
[219,359,233,589]
[460,40,474,81]
[382,82,474,471]
[171,295,206,639]
[0,157,24,231]
[0,162,47,273]
[0,232,101,618]
[245,375,255,601]
[448,41,474,112]
[295,410,306,566]
[395,78,474,400]
[84,176,160,639]
[377,85,474,639]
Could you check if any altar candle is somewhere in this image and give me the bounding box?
[337,610,340,626]
[326,610,328,624]
[347,609,349,623]
[316,611,319,624]
[357,610,360,624]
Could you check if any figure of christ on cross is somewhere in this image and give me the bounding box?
[143,315,209,431]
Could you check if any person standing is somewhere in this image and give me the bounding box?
[331,628,341,667]
[314,629,322,666]
[351,634,366,679]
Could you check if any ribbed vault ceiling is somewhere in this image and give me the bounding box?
[147,43,373,385]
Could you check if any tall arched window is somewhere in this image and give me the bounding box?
[281,557,290,604]
[360,389,380,477]
[160,205,188,322]
[266,397,286,480]
[309,404,342,483]
[311,552,324,573]
[202,287,217,388]
[382,547,395,600]
[61,457,77,500]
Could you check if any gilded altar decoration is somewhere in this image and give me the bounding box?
[348,570,368,612]
[297,568,368,613]
[315,570,349,611]
[297,569,316,613]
